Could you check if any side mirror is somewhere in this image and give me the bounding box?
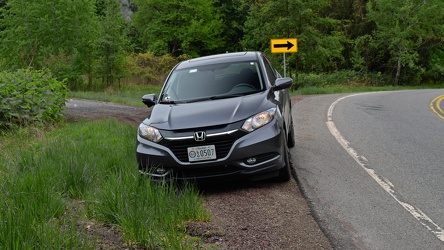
[142,94,157,108]
[272,77,293,91]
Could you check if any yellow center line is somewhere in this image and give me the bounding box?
[430,95,444,120]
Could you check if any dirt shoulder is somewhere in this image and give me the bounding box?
[65,96,332,249]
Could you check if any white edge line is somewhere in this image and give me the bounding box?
[327,93,444,243]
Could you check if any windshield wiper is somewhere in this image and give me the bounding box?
[184,95,243,103]
[209,94,244,100]
[159,100,187,104]
[182,93,259,103]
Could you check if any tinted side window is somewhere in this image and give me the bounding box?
[262,56,277,85]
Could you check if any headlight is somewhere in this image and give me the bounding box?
[138,124,163,142]
[242,108,276,132]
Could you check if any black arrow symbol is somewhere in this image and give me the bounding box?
[273,41,294,50]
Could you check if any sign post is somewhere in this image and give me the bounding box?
[271,38,298,77]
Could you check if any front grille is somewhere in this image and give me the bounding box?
[157,121,246,163]
[168,136,234,162]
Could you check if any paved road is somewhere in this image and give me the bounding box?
[293,90,444,249]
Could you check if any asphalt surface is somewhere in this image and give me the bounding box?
[293,90,444,249]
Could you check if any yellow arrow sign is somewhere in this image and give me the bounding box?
[271,38,298,53]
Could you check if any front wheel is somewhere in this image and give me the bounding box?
[275,139,292,182]
[288,118,295,148]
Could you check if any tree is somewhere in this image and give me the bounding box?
[95,0,130,88]
[366,0,444,85]
[0,0,99,86]
[213,0,249,52]
[132,0,224,57]
[323,0,374,70]
[242,0,346,73]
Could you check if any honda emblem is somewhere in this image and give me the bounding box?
[194,131,206,141]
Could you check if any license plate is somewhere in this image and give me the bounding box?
[187,145,216,162]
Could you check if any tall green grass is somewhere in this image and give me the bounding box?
[88,174,206,249]
[0,127,90,249]
[0,119,209,249]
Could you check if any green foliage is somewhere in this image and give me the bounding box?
[0,0,100,82]
[293,83,444,96]
[424,44,444,84]
[0,168,88,249]
[87,174,209,248]
[133,0,224,57]
[0,69,68,129]
[242,0,347,73]
[0,120,208,249]
[294,70,392,89]
[95,0,131,88]
[126,52,186,85]
[0,125,94,249]
[214,0,249,52]
[366,0,444,85]
[0,0,133,90]
[1,0,444,87]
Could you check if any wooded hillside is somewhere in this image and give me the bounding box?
[1,0,443,88]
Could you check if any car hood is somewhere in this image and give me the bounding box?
[144,92,274,130]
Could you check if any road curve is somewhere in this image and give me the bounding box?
[293,90,444,249]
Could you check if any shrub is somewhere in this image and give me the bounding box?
[0,69,68,129]
[294,70,393,89]
[125,53,190,85]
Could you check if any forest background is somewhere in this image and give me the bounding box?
[1,0,444,91]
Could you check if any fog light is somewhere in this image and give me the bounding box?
[246,157,257,165]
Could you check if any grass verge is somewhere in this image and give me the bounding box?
[0,120,209,249]
[70,85,162,107]
[70,83,444,106]
[293,84,444,95]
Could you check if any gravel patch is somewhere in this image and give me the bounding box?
[65,96,332,249]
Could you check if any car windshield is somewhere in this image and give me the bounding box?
[159,61,264,103]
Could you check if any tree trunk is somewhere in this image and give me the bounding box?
[394,56,401,86]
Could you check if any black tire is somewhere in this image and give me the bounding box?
[287,118,295,148]
[275,139,292,182]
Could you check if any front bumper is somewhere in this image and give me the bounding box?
[136,120,286,181]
